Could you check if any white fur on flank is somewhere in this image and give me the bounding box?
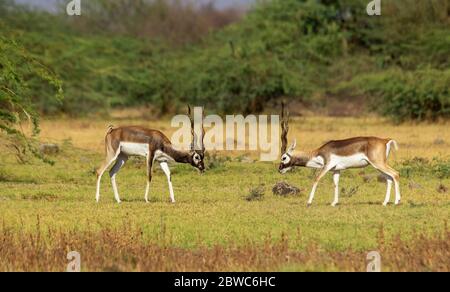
[120,144,176,163]
[120,142,149,157]
[330,153,369,171]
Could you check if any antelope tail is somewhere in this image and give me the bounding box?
[106,125,115,136]
[386,140,399,159]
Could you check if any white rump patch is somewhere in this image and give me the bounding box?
[331,153,369,170]
[120,142,149,157]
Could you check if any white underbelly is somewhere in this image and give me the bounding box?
[120,142,149,157]
[331,153,369,170]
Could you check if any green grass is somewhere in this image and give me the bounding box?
[0,144,448,255]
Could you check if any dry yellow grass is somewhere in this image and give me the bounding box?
[0,224,448,272]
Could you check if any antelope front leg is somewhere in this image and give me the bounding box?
[332,171,340,207]
[160,162,175,203]
[307,164,334,207]
[145,154,154,203]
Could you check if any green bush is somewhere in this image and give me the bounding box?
[0,34,62,162]
[140,0,346,113]
[1,0,449,119]
[399,157,450,179]
[337,69,450,122]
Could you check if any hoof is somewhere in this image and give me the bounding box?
[307,203,312,208]
[331,202,339,207]
[383,202,389,207]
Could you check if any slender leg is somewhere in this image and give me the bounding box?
[385,165,401,205]
[307,164,335,207]
[332,171,340,207]
[95,150,120,203]
[109,153,128,204]
[160,162,175,203]
[369,160,400,206]
[145,154,154,203]
[144,173,152,204]
[394,182,401,205]
[383,176,393,206]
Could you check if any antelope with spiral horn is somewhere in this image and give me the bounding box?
[95,106,206,204]
[278,103,401,207]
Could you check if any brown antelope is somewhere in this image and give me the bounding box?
[278,104,401,207]
[95,106,206,204]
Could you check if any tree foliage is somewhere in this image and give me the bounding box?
[1,0,449,121]
[0,34,62,162]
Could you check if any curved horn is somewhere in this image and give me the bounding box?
[201,106,206,153]
[188,105,203,151]
[188,105,196,151]
[281,102,289,154]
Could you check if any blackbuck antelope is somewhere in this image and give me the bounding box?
[278,104,401,207]
[95,106,206,204]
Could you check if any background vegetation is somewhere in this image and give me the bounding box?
[1,0,448,121]
[0,33,62,161]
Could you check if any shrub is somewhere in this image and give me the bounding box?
[335,69,450,122]
[378,70,449,122]
[399,157,450,179]
[431,158,450,180]
[245,185,265,201]
[0,35,62,162]
[2,0,449,119]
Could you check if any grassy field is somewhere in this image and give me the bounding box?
[0,114,449,271]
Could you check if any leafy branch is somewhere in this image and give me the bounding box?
[0,36,63,164]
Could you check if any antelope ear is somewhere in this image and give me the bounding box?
[287,139,297,155]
